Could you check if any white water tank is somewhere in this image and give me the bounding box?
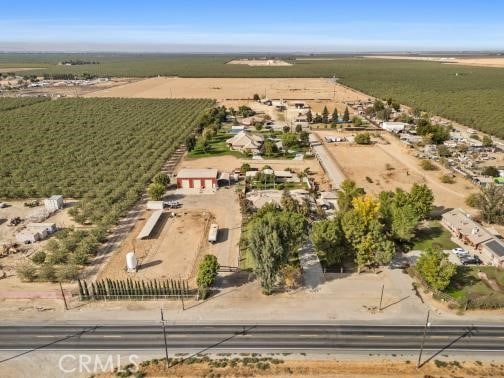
[126,252,137,272]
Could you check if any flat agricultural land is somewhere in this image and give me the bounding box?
[98,209,211,282]
[0,97,213,226]
[364,54,504,68]
[87,77,367,113]
[317,130,478,210]
[6,53,504,137]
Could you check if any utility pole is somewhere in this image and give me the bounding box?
[378,284,384,311]
[59,282,68,310]
[417,310,431,369]
[160,308,169,367]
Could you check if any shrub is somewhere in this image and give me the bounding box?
[56,264,79,282]
[440,174,455,184]
[16,262,37,282]
[420,160,438,171]
[38,264,57,282]
[354,132,371,145]
[70,251,90,265]
[465,193,480,208]
[152,172,170,186]
[482,166,499,177]
[48,249,68,265]
[147,182,165,201]
[31,251,47,265]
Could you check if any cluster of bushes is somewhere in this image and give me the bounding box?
[16,228,105,282]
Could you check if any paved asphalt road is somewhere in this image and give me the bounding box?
[0,324,503,352]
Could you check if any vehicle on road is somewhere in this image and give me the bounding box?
[451,247,470,256]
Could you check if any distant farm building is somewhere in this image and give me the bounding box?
[380,122,407,133]
[44,195,64,212]
[176,168,218,193]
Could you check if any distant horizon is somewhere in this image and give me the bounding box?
[1,49,503,56]
[1,1,504,53]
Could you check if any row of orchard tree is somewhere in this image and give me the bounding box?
[78,278,194,300]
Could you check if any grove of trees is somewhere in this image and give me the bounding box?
[0,98,213,227]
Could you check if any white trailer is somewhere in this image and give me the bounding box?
[146,201,164,210]
[208,224,219,243]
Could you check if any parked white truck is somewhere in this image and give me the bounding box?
[208,223,219,243]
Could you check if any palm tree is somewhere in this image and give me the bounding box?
[337,179,365,212]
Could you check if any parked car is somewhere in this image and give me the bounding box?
[459,255,482,265]
[451,247,469,256]
[389,260,410,270]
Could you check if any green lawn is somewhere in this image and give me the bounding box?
[411,221,458,251]
[444,266,504,308]
[239,248,255,271]
[187,132,245,159]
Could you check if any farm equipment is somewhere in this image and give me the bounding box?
[1,242,20,257]
[24,200,40,208]
[8,217,22,226]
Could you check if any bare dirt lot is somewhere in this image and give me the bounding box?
[0,67,46,73]
[86,77,368,114]
[98,209,211,282]
[363,55,504,68]
[316,130,478,211]
[227,59,292,66]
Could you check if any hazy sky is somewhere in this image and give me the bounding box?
[1,1,504,52]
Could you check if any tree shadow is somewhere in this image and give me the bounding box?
[138,259,162,270]
[167,325,258,369]
[380,295,410,311]
[216,227,229,243]
[0,326,100,364]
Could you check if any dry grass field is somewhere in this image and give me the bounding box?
[316,130,478,211]
[97,209,211,282]
[98,357,504,378]
[87,77,368,113]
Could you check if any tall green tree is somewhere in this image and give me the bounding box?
[322,106,329,124]
[247,207,307,294]
[416,247,456,291]
[474,184,504,224]
[337,179,365,212]
[196,254,220,298]
[409,183,434,220]
[306,109,313,123]
[310,217,346,266]
[331,107,339,126]
[342,107,350,122]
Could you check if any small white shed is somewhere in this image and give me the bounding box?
[44,195,64,212]
[16,230,41,244]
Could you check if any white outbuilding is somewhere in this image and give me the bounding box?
[44,195,64,212]
[380,122,408,133]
